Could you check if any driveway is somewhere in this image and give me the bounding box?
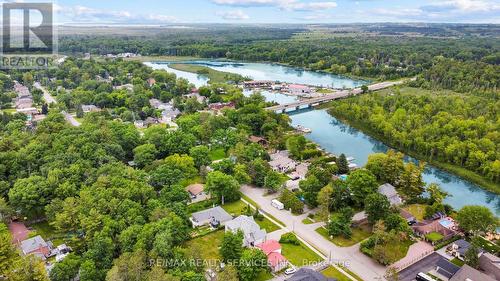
[241,185,387,281]
[398,253,443,281]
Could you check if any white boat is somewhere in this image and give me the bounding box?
[294,125,312,133]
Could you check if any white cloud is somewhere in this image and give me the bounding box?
[216,9,250,20]
[212,0,337,11]
[57,5,177,24]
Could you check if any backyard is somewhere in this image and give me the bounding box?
[316,225,372,247]
[184,230,225,261]
[405,204,426,221]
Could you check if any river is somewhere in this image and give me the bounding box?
[146,60,500,215]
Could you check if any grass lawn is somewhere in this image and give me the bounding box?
[450,258,465,267]
[405,204,426,221]
[425,232,444,243]
[281,241,322,267]
[316,226,371,247]
[169,63,245,84]
[472,236,500,255]
[184,230,225,261]
[209,148,226,161]
[384,239,414,264]
[302,218,314,225]
[254,270,273,281]
[321,266,352,281]
[221,200,280,232]
[29,222,68,247]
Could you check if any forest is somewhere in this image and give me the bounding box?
[328,87,500,192]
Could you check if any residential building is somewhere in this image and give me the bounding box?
[190,206,232,228]
[412,219,456,242]
[184,92,207,103]
[449,264,495,281]
[20,235,52,260]
[378,183,403,206]
[435,258,461,279]
[186,183,209,204]
[286,268,336,281]
[147,78,156,87]
[208,102,235,111]
[479,252,500,280]
[256,240,289,272]
[81,104,101,113]
[448,239,482,260]
[225,215,266,247]
[248,136,268,147]
[269,151,296,173]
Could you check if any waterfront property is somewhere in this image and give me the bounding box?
[378,183,403,206]
[269,150,297,173]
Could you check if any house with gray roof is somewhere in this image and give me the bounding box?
[479,252,500,280]
[190,206,232,228]
[20,235,52,260]
[378,183,403,206]
[448,239,483,260]
[286,268,336,281]
[450,264,495,281]
[225,215,266,247]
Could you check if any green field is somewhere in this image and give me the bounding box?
[405,204,426,221]
[184,230,225,261]
[169,63,246,83]
[316,226,371,247]
[321,266,353,281]
[281,240,322,267]
[209,148,226,161]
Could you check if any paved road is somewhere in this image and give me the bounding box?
[241,185,387,281]
[398,253,443,281]
[34,82,81,127]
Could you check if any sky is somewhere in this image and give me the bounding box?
[5,0,500,24]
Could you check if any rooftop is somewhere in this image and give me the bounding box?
[191,206,232,224]
[256,239,281,255]
[450,264,495,281]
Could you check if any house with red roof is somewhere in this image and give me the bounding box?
[256,239,289,272]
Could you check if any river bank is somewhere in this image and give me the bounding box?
[168,63,247,84]
[326,111,500,195]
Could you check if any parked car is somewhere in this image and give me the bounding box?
[285,267,297,275]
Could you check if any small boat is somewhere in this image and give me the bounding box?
[294,125,312,133]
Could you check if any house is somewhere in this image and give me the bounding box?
[16,107,39,115]
[435,258,461,279]
[248,136,268,147]
[161,107,181,123]
[147,78,156,87]
[186,183,209,204]
[225,215,266,247]
[190,206,232,228]
[378,183,403,206]
[479,252,500,280]
[15,97,34,109]
[113,84,134,91]
[256,240,289,272]
[20,235,52,260]
[184,92,207,104]
[448,239,482,260]
[287,84,312,95]
[81,104,101,113]
[288,162,309,180]
[449,264,495,281]
[352,211,368,226]
[269,151,296,173]
[286,268,336,281]
[413,219,455,242]
[208,102,235,111]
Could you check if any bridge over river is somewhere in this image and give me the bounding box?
[266,80,407,112]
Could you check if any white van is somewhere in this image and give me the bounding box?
[271,199,284,210]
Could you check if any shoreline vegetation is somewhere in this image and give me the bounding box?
[322,104,500,195]
[168,63,247,84]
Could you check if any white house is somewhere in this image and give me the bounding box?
[225,215,266,247]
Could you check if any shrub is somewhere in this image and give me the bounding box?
[279,232,300,245]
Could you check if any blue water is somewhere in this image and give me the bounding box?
[144,62,209,88]
[146,60,367,88]
[144,60,500,215]
[289,109,500,215]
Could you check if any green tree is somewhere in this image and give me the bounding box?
[49,254,81,281]
[220,231,243,262]
[365,193,391,223]
[300,175,324,207]
[133,144,157,168]
[264,170,284,193]
[327,207,354,238]
[216,265,239,281]
[464,244,480,269]
[205,171,241,203]
[234,164,251,184]
[9,175,51,217]
[189,145,211,168]
[347,169,378,207]
[456,205,498,234]
[105,250,146,281]
[337,154,349,174]
[237,248,268,281]
[286,135,306,160]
